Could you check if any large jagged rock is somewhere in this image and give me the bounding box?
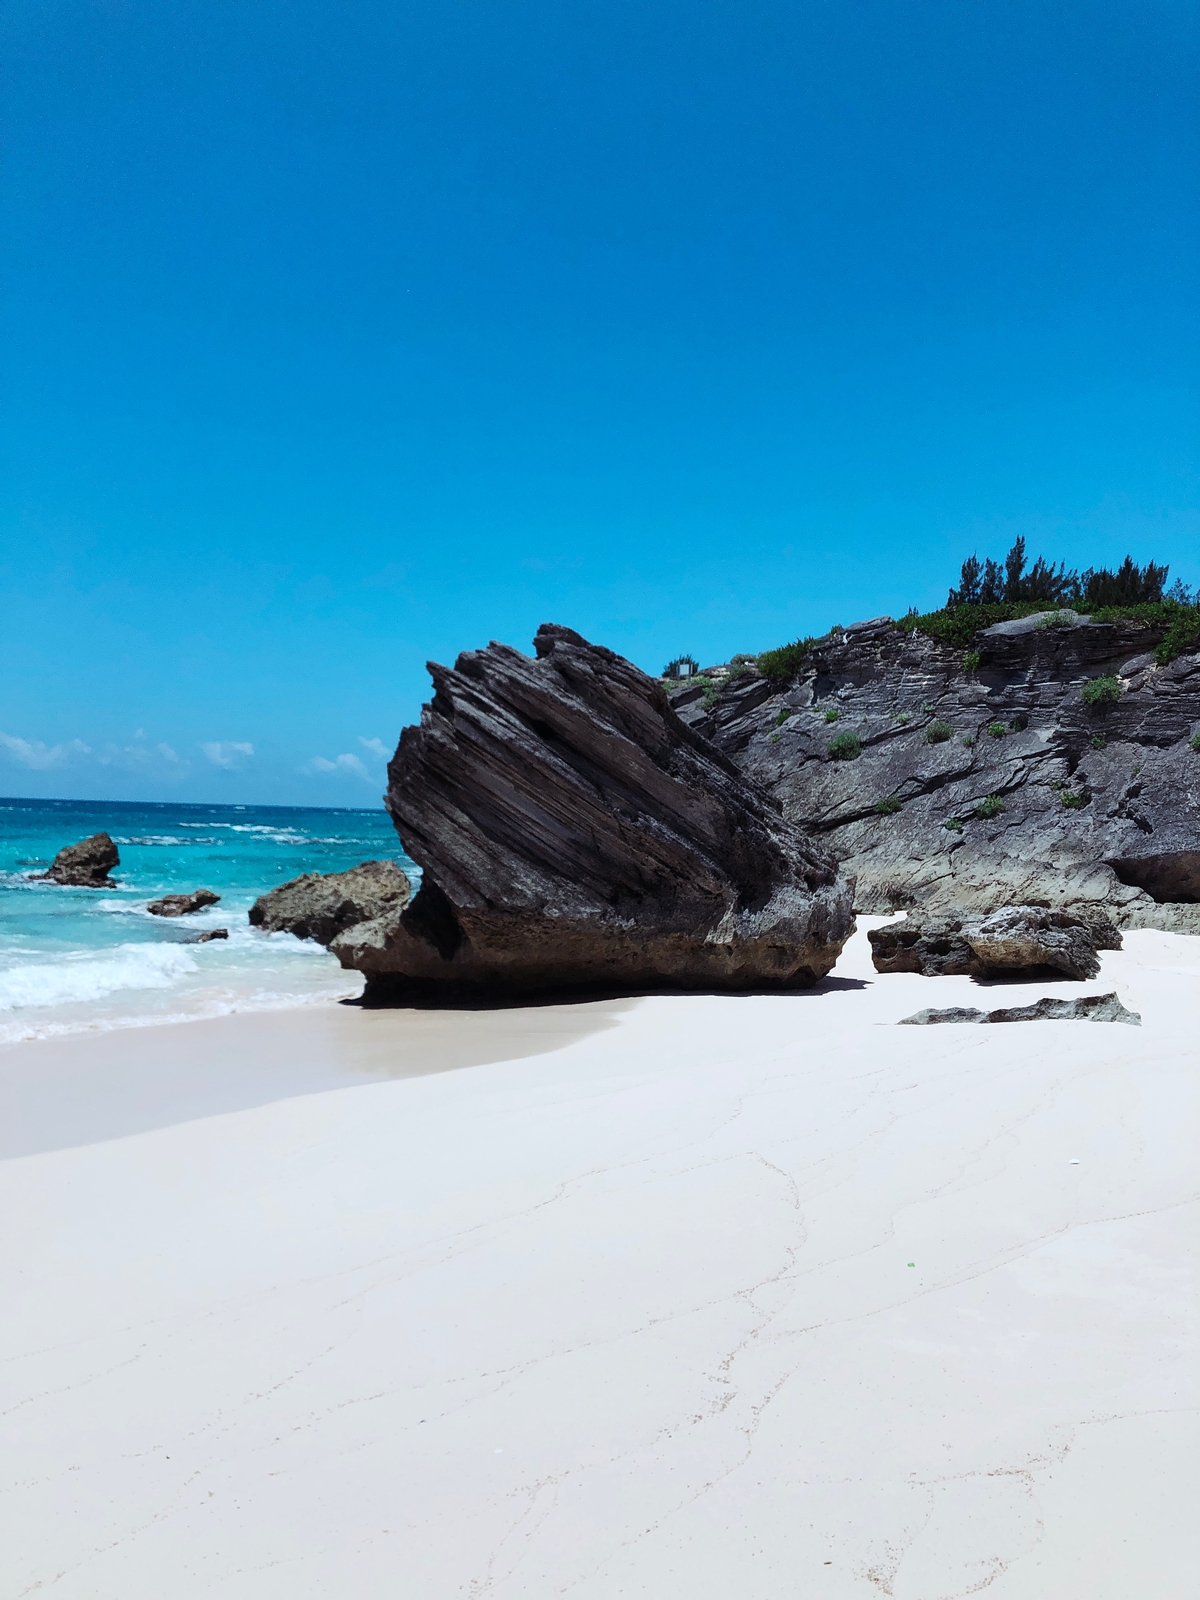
[868,905,1122,980]
[328,624,855,1001]
[37,832,119,887]
[675,613,1200,926]
[900,993,1140,1026]
[248,860,411,946]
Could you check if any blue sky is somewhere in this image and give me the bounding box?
[2,0,1196,805]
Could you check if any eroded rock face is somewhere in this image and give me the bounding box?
[869,905,1121,981]
[330,624,855,1001]
[147,889,220,917]
[900,993,1140,1025]
[248,860,411,946]
[37,832,119,887]
[676,615,1200,924]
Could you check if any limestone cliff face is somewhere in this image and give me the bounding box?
[675,613,1200,927]
[331,624,856,1000]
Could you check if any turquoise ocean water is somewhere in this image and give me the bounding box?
[0,797,418,1044]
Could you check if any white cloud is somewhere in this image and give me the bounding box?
[303,752,373,780]
[96,740,189,772]
[201,740,254,769]
[0,732,92,770]
[358,736,388,757]
[0,730,189,777]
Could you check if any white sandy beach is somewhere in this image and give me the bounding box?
[3,919,1196,1598]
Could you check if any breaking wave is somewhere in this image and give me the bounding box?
[0,943,198,1012]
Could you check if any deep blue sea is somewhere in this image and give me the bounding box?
[0,797,418,1044]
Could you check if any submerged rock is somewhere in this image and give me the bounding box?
[869,904,1122,981]
[900,992,1140,1026]
[184,927,229,943]
[330,623,855,1001]
[147,889,220,917]
[677,615,1200,923]
[37,832,119,888]
[248,860,412,946]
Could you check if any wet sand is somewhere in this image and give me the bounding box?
[0,995,633,1158]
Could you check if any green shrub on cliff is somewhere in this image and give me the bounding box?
[1081,676,1120,706]
[827,732,862,761]
[875,794,902,814]
[977,794,1006,818]
[756,638,815,687]
[924,719,953,744]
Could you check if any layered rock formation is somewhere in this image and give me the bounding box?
[324,624,854,1000]
[675,612,1200,927]
[148,889,220,917]
[900,993,1140,1026]
[868,905,1122,981]
[249,861,411,946]
[37,832,119,887]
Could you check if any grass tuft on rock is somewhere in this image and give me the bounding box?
[976,794,1006,818]
[875,794,902,814]
[924,719,953,744]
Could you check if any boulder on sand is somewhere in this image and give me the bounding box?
[869,904,1121,981]
[327,623,856,1002]
[147,890,220,917]
[900,992,1140,1026]
[248,860,412,947]
[37,832,119,888]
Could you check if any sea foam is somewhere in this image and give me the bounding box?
[0,943,198,1012]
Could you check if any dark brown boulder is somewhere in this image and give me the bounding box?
[869,904,1121,981]
[147,889,220,917]
[248,860,411,946]
[184,928,229,943]
[37,832,119,887]
[329,623,855,1001]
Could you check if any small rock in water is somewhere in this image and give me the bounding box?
[899,992,1140,1026]
[183,927,229,943]
[147,889,221,917]
[35,832,119,888]
[249,861,411,945]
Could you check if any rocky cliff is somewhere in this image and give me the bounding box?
[673,611,1200,928]
[331,624,855,1000]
